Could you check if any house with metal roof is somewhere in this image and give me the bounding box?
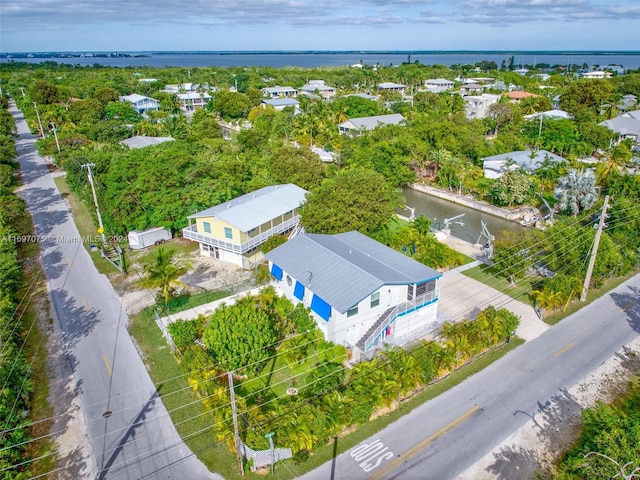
[262,86,298,98]
[299,80,336,99]
[177,92,212,112]
[599,110,640,144]
[118,94,159,114]
[524,109,572,121]
[338,113,405,135]
[265,232,442,360]
[261,98,300,112]
[424,78,455,93]
[182,184,308,268]
[378,82,407,94]
[119,135,174,149]
[482,150,566,179]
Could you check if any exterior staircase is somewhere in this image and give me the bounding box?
[356,307,395,352]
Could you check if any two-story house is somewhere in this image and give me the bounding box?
[118,94,160,114]
[463,93,501,119]
[265,231,442,361]
[177,92,212,112]
[262,86,298,98]
[299,80,336,99]
[182,184,308,268]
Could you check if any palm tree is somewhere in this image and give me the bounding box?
[554,169,599,217]
[597,141,633,186]
[139,246,190,304]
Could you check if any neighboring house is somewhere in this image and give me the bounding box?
[138,78,158,84]
[378,82,406,94]
[524,109,572,121]
[177,92,212,111]
[513,68,530,76]
[424,78,455,93]
[182,184,308,268]
[552,95,562,110]
[118,94,159,114]
[482,150,566,179]
[502,91,539,103]
[299,80,336,99]
[463,93,501,120]
[162,83,199,93]
[262,86,298,98]
[311,145,337,163]
[338,113,405,135]
[618,94,638,113]
[459,83,484,95]
[261,98,300,112]
[599,110,640,144]
[582,71,612,79]
[265,231,442,359]
[119,135,174,149]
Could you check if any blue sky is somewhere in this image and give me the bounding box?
[1,0,639,53]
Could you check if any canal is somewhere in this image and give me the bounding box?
[401,187,526,244]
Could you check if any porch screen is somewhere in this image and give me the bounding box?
[270,263,283,281]
[310,294,331,321]
[293,281,305,300]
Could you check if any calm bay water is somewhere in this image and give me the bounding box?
[2,51,640,69]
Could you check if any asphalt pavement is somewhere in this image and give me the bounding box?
[11,102,218,479]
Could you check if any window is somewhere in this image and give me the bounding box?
[203,221,211,234]
[370,292,380,308]
[224,227,233,239]
[347,305,359,318]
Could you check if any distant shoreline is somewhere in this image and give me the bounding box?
[3,49,640,57]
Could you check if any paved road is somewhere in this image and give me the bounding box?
[11,103,218,479]
[300,273,640,480]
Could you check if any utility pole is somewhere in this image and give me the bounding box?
[228,372,244,476]
[81,163,107,245]
[50,121,60,153]
[581,195,610,301]
[33,102,45,138]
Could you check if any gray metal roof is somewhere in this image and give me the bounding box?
[262,98,300,107]
[599,110,640,137]
[339,113,405,131]
[265,232,441,313]
[188,184,308,232]
[120,136,174,149]
[482,150,565,169]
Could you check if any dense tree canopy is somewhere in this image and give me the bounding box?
[299,168,402,235]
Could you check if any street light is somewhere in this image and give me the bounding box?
[33,102,45,138]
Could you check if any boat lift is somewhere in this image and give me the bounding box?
[442,213,465,235]
[476,221,495,259]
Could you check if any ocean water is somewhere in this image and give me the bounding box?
[2,51,640,70]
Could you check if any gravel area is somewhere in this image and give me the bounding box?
[109,239,254,316]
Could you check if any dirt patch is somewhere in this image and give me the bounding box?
[111,239,254,316]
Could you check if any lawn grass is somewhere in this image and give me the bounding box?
[129,305,523,479]
[463,263,534,305]
[542,269,639,325]
[53,176,119,274]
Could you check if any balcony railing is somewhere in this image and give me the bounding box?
[182,216,300,254]
[361,289,439,353]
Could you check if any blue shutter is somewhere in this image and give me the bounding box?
[270,263,283,280]
[293,281,305,300]
[311,294,331,322]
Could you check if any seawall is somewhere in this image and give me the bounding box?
[409,183,536,223]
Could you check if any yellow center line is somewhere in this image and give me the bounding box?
[368,405,480,480]
[81,298,89,312]
[554,342,575,357]
[103,355,112,377]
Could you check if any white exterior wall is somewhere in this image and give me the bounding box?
[272,268,438,348]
